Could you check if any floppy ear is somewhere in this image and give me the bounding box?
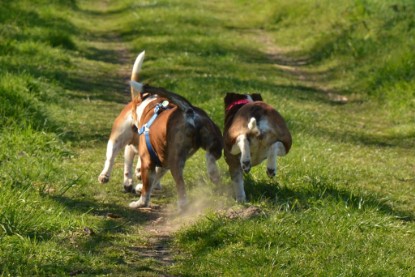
[224,92,242,108]
[130,80,143,100]
[251,93,263,101]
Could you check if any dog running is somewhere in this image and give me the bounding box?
[223,92,292,202]
[99,51,223,210]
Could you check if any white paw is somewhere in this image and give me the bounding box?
[129,198,147,209]
[98,174,110,184]
[123,179,134,192]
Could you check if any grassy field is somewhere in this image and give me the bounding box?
[1,0,414,276]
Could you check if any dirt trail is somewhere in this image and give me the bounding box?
[81,1,180,273]
[253,30,349,104]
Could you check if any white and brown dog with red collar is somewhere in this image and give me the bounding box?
[223,93,292,202]
[99,51,223,210]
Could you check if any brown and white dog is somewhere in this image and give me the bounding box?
[223,93,292,202]
[99,51,223,210]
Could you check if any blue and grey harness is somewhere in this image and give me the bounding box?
[137,100,170,166]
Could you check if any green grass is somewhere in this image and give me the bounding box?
[1,0,414,276]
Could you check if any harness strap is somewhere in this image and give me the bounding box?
[145,132,162,166]
[137,100,169,166]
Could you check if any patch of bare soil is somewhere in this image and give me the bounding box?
[134,206,177,271]
[221,205,264,220]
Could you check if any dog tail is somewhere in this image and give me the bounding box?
[247,117,261,136]
[130,51,145,98]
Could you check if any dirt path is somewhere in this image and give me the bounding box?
[253,30,349,104]
[80,1,180,273]
[105,35,179,277]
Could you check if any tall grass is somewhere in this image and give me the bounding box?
[0,1,90,275]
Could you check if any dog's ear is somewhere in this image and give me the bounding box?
[224,92,242,107]
[251,93,263,101]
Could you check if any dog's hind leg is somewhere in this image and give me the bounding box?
[123,145,137,192]
[98,139,124,184]
[129,166,166,208]
[134,166,164,193]
[266,141,286,178]
[129,167,153,208]
[170,159,188,211]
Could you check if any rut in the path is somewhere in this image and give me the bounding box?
[133,208,177,268]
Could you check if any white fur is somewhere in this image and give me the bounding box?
[99,140,115,181]
[131,51,145,80]
[247,117,256,130]
[123,144,137,188]
[98,114,135,184]
[229,119,288,177]
[232,170,246,202]
[236,135,251,172]
[136,95,157,122]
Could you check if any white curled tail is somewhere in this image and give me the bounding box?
[130,51,145,98]
[248,117,260,136]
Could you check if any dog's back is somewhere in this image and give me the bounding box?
[225,101,291,158]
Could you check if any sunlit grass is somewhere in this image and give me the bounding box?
[1,0,414,276]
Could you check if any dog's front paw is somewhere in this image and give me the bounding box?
[123,178,135,193]
[98,174,109,184]
[241,160,251,173]
[123,184,134,193]
[129,198,148,209]
[266,168,276,178]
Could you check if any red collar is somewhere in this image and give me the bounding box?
[226,99,250,111]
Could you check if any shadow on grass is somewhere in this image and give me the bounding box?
[243,174,414,222]
[291,115,415,150]
[51,194,156,229]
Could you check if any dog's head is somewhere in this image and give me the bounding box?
[224,92,263,112]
